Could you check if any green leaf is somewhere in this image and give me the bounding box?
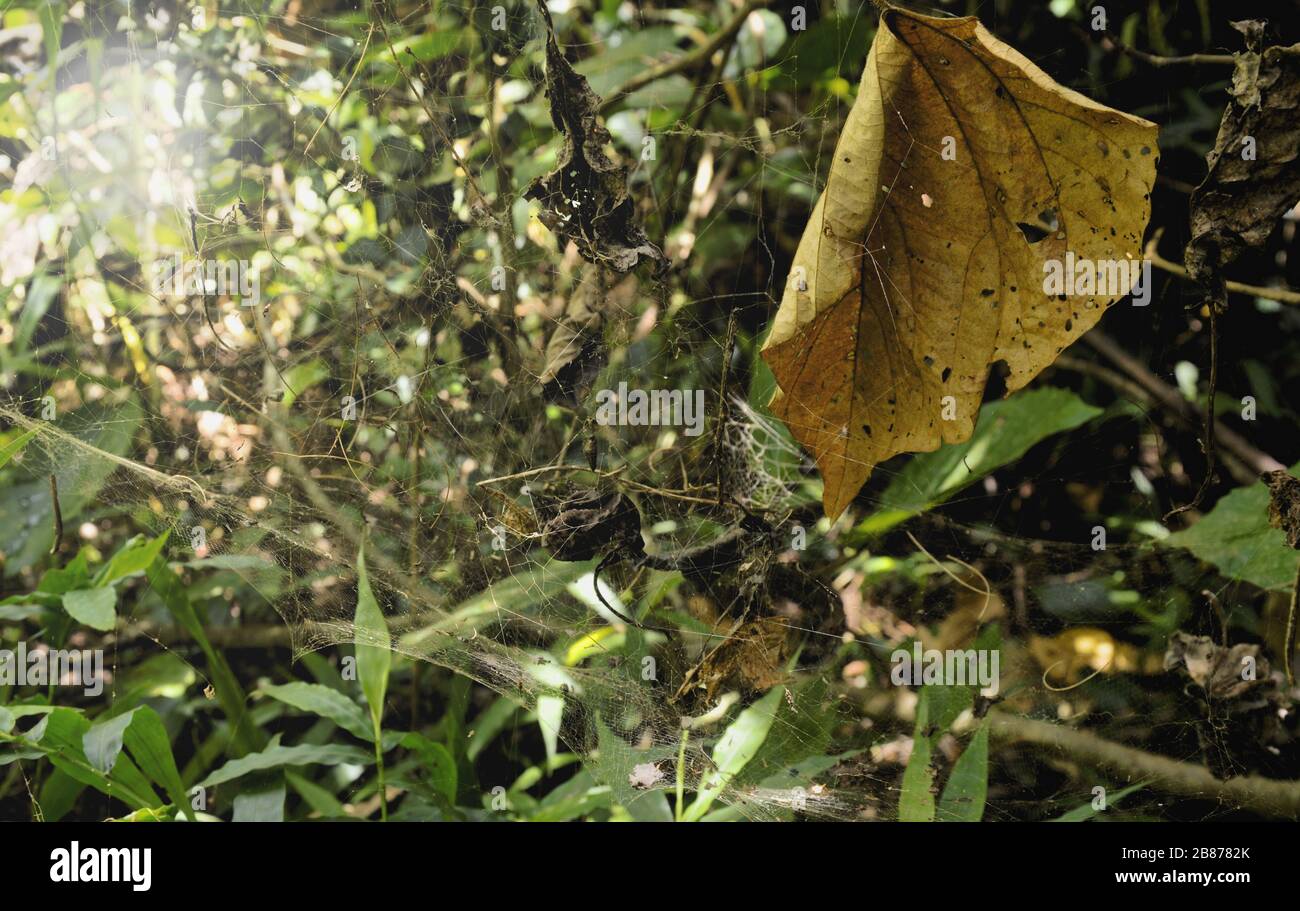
[199,741,374,788]
[62,587,116,631]
[937,724,989,822]
[0,704,55,735]
[899,688,936,821]
[1052,780,1149,821]
[82,707,192,819]
[16,272,61,352]
[38,3,62,88]
[260,682,373,741]
[145,558,263,756]
[536,694,564,770]
[280,359,330,407]
[22,708,160,810]
[1163,466,1300,591]
[0,429,37,470]
[94,532,169,587]
[683,685,784,821]
[853,388,1103,537]
[399,732,457,803]
[355,546,391,735]
[232,779,287,822]
[83,711,134,774]
[286,771,348,818]
[591,716,676,823]
[120,706,193,821]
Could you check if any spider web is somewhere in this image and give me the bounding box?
[0,0,1278,822]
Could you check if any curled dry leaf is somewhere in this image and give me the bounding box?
[526,1,665,273]
[540,266,606,403]
[1164,632,1274,702]
[1185,22,1300,291]
[760,9,1158,519]
[1263,469,1300,550]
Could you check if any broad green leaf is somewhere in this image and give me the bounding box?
[937,724,990,822]
[120,706,193,820]
[1163,465,1300,591]
[399,732,457,803]
[35,550,90,596]
[24,708,160,810]
[899,688,936,822]
[82,706,192,819]
[94,532,170,587]
[260,681,373,741]
[683,685,784,821]
[854,388,1103,537]
[62,587,116,631]
[354,546,390,735]
[232,779,287,822]
[37,768,84,822]
[199,741,374,788]
[83,710,134,774]
[16,272,61,352]
[0,704,55,734]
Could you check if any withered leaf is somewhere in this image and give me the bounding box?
[1186,22,1300,292]
[534,487,644,562]
[1263,469,1300,550]
[540,265,607,403]
[526,2,665,273]
[760,9,1158,519]
[1164,632,1272,702]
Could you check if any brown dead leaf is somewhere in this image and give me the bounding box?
[539,266,606,402]
[1164,632,1273,701]
[1263,470,1300,549]
[760,9,1158,519]
[1185,23,1300,291]
[526,1,664,273]
[692,615,793,699]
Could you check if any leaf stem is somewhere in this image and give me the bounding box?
[674,727,689,822]
[373,717,388,822]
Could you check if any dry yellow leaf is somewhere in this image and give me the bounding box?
[761,9,1159,519]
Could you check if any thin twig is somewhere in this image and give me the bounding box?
[1082,330,1284,478]
[989,711,1300,819]
[1099,33,1234,68]
[602,0,774,110]
[1165,303,1219,521]
[1285,561,1299,687]
[1145,229,1300,305]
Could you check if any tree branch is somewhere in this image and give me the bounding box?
[989,711,1300,819]
[601,0,773,110]
[1082,329,1285,477]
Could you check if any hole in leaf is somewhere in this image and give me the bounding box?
[1015,208,1059,245]
[982,360,1011,403]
